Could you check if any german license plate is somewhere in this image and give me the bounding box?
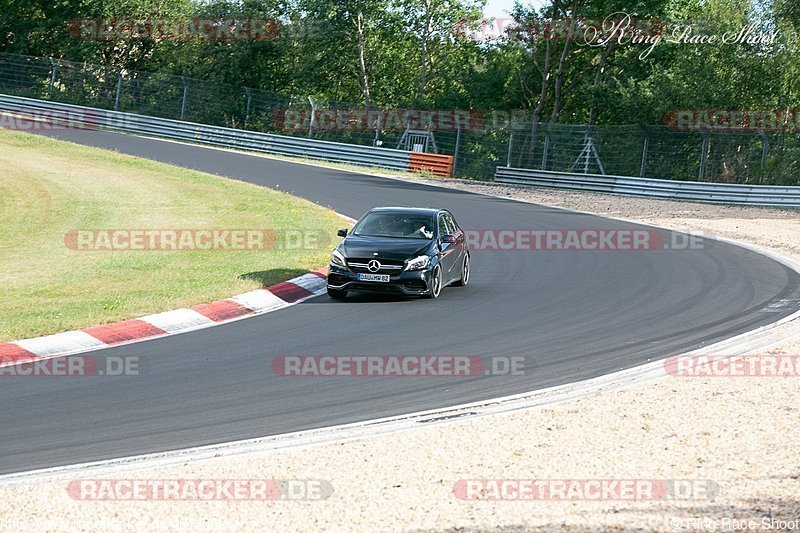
[357,273,390,282]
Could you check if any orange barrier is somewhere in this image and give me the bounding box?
[409,152,454,178]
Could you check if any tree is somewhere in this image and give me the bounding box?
[397,0,483,105]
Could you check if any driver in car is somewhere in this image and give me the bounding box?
[409,220,433,239]
[417,224,433,239]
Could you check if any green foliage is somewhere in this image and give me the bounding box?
[2,0,797,183]
[3,0,794,116]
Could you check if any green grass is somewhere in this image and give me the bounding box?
[0,130,344,342]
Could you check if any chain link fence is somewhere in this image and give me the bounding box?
[501,122,798,186]
[0,52,797,185]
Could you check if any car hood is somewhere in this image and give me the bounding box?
[339,236,433,260]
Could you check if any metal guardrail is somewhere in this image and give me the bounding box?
[0,94,415,172]
[495,167,800,208]
[1,94,794,199]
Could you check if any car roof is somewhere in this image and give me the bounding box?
[367,207,443,216]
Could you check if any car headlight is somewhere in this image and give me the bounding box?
[405,254,430,271]
[330,249,347,267]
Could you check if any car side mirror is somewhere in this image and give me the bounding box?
[440,234,455,243]
[337,228,348,237]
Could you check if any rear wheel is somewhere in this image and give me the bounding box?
[453,254,470,287]
[425,265,443,299]
[327,287,348,299]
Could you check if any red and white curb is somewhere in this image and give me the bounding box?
[0,267,329,368]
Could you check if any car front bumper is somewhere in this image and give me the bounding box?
[327,264,434,295]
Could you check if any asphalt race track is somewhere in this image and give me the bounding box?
[2,129,799,475]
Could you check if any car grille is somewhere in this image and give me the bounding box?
[347,258,405,274]
[350,283,402,292]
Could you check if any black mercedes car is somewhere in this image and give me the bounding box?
[326,207,470,299]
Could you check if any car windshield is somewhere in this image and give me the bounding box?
[352,213,435,239]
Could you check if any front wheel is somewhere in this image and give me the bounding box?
[327,287,348,299]
[453,254,470,287]
[425,265,443,299]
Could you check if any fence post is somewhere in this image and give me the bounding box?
[698,133,709,180]
[244,87,252,129]
[583,127,591,174]
[307,96,316,138]
[372,113,382,146]
[113,70,122,111]
[639,134,649,177]
[541,132,549,170]
[758,130,768,184]
[453,124,462,177]
[48,57,57,99]
[180,77,188,121]
[506,126,513,167]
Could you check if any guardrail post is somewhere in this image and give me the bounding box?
[639,134,649,177]
[48,57,57,99]
[180,77,188,121]
[113,70,122,112]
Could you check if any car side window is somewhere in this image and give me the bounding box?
[437,214,449,237]
[444,213,458,234]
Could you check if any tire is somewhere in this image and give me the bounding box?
[425,264,443,299]
[453,254,470,287]
[327,287,348,299]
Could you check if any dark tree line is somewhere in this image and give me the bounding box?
[1,0,798,126]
